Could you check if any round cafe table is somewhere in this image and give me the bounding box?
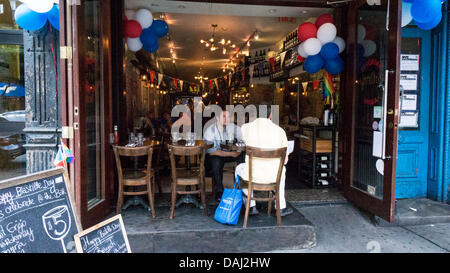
[169,140,213,209]
[111,138,161,212]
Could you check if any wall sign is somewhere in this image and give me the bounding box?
[400,54,419,71]
[0,168,81,253]
[74,214,131,253]
[367,0,381,5]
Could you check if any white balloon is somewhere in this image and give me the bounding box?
[332,36,346,53]
[125,9,136,20]
[135,9,153,29]
[297,43,309,58]
[22,0,54,13]
[361,40,377,57]
[357,24,366,43]
[401,2,413,27]
[303,38,322,56]
[317,23,337,44]
[127,37,143,52]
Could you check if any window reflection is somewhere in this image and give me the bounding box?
[0,1,26,180]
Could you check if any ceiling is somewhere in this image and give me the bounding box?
[125,0,332,83]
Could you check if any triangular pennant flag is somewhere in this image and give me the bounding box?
[313,80,320,90]
[158,73,163,87]
[149,70,155,85]
[53,145,66,168]
[173,78,178,90]
[302,82,308,92]
[280,51,287,67]
[61,140,74,164]
[179,80,183,91]
[249,64,254,84]
[214,79,218,90]
[209,80,213,90]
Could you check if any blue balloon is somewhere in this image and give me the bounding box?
[304,54,324,74]
[402,0,414,2]
[48,4,59,31]
[15,3,48,31]
[144,40,159,52]
[357,43,365,58]
[324,56,344,75]
[140,28,158,48]
[320,43,339,60]
[149,20,169,37]
[411,0,441,23]
[416,9,442,30]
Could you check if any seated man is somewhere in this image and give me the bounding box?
[204,109,245,202]
[235,102,293,217]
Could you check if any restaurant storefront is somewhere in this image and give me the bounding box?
[0,0,449,230]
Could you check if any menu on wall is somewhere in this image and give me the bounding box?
[74,214,131,253]
[0,168,81,253]
[399,54,420,129]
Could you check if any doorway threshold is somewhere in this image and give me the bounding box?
[374,198,450,226]
[286,188,347,206]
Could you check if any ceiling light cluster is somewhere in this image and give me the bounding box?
[200,24,236,53]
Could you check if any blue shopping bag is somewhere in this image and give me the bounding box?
[214,176,243,225]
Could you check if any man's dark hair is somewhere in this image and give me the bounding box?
[257,102,271,119]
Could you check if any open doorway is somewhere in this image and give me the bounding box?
[118,1,346,205]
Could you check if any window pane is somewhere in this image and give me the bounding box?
[0,1,25,181]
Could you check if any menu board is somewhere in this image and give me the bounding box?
[74,215,131,253]
[0,168,81,253]
[399,54,420,129]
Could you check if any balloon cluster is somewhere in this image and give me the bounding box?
[356,24,377,73]
[124,9,169,53]
[297,14,345,75]
[402,0,446,30]
[14,0,60,31]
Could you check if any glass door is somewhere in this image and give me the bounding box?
[71,0,114,228]
[342,0,401,223]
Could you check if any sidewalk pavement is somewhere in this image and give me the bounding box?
[269,203,450,253]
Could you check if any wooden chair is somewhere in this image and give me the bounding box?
[168,144,207,219]
[241,146,287,228]
[113,145,156,218]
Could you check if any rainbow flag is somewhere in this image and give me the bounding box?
[61,141,74,164]
[323,71,335,99]
[53,145,66,168]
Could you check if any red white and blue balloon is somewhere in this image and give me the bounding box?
[298,14,344,75]
[15,0,60,31]
[124,9,169,53]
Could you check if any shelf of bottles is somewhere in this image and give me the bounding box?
[247,48,271,78]
[297,125,337,188]
[230,86,249,105]
[283,29,299,52]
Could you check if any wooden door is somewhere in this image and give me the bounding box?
[396,27,431,199]
[70,0,114,228]
[341,0,401,223]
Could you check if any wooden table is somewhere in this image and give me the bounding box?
[111,139,161,212]
[168,140,213,209]
[220,142,246,152]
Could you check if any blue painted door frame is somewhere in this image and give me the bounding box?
[396,8,450,203]
[396,27,430,199]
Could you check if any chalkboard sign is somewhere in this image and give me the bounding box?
[74,214,131,253]
[0,168,81,253]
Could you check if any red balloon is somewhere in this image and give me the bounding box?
[298,22,317,42]
[363,24,376,41]
[125,20,142,38]
[297,55,306,62]
[315,14,334,28]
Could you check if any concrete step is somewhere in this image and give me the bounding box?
[374,198,450,227]
[120,201,316,253]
